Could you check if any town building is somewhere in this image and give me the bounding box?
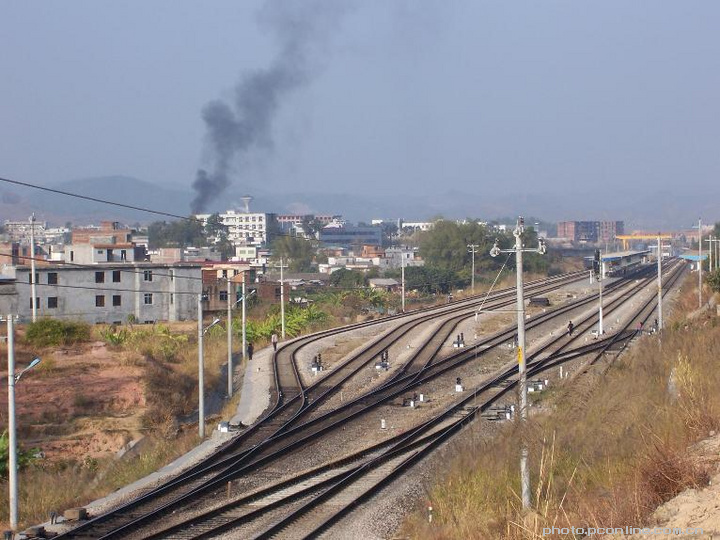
[557,221,624,243]
[13,262,202,324]
[201,263,254,313]
[61,221,145,264]
[195,210,278,247]
[318,224,382,248]
[2,219,47,243]
[368,278,400,291]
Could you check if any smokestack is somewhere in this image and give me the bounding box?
[190,1,347,214]
[241,195,253,214]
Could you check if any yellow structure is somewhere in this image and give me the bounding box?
[616,234,672,251]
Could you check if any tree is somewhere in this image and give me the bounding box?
[329,268,366,288]
[301,216,325,238]
[148,219,206,249]
[707,269,720,293]
[204,214,234,260]
[0,430,38,479]
[380,221,398,247]
[419,220,501,274]
[272,236,317,272]
[387,266,456,294]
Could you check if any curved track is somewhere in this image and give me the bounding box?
[53,266,683,539]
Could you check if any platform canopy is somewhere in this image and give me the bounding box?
[601,250,650,262]
[680,254,708,261]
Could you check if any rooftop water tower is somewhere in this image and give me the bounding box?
[241,195,253,214]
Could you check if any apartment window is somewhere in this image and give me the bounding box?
[47,272,58,285]
[219,290,228,302]
[113,270,121,283]
[95,271,105,283]
[144,270,153,282]
[29,297,39,309]
[95,295,105,307]
[28,272,39,284]
[144,293,153,305]
[222,269,228,278]
[48,297,58,309]
[120,250,127,261]
[112,295,121,307]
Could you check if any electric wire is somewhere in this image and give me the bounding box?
[0,174,512,293]
[0,176,191,221]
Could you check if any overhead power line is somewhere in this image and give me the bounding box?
[0,176,192,221]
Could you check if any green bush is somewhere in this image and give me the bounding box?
[25,319,92,348]
[0,430,38,479]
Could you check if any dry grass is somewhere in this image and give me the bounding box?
[0,430,200,529]
[0,323,228,531]
[403,283,720,539]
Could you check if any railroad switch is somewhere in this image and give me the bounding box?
[375,360,390,371]
[311,354,323,372]
[482,405,514,421]
[528,379,549,393]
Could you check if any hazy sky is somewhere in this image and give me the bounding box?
[2,1,719,222]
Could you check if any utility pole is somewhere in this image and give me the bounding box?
[490,216,546,510]
[401,247,406,312]
[468,244,479,294]
[226,278,233,398]
[705,235,714,272]
[7,315,18,531]
[699,218,703,309]
[198,294,205,438]
[657,234,663,331]
[241,278,247,364]
[594,249,604,335]
[280,257,286,339]
[29,214,37,323]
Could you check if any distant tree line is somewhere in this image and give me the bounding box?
[384,220,555,294]
[148,214,234,259]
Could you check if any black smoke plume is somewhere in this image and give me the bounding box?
[191,1,345,214]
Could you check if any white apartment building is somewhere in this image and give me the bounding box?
[196,210,277,247]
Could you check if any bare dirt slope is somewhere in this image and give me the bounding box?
[1,340,146,461]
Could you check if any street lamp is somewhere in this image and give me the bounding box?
[197,292,221,438]
[29,214,37,323]
[226,281,256,398]
[490,216,546,510]
[4,314,41,532]
[269,259,289,339]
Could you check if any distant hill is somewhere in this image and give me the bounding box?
[0,176,194,226]
[1,174,716,230]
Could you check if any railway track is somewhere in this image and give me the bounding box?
[53,272,585,539]
[52,266,680,539]
[142,261,684,539]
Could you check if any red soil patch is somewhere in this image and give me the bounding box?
[0,341,147,461]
